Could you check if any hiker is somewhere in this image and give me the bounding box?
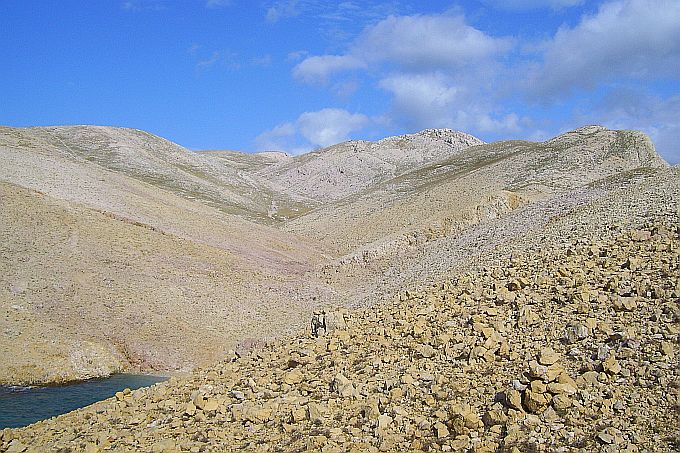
[311,310,327,337]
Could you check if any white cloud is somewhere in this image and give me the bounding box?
[379,73,460,129]
[274,2,679,155]
[254,122,300,152]
[528,0,680,98]
[476,112,525,134]
[196,51,221,70]
[293,13,513,83]
[287,50,309,61]
[263,1,403,25]
[187,44,202,56]
[288,12,524,139]
[256,108,370,153]
[293,55,366,84]
[378,72,527,136]
[354,14,513,70]
[298,108,369,147]
[332,80,360,97]
[251,54,273,67]
[192,50,240,71]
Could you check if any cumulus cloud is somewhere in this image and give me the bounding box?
[277,2,678,152]
[264,1,403,25]
[297,108,370,147]
[196,51,221,70]
[255,108,370,153]
[378,72,527,136]
[287,12,529,139]
[528,0,680,99]
[354,14,513,70]
[254,122,301,153]
[379,73,460,129]
[293,55,366,84]
[287,50,309,62]
[293,13,513,83]
[251,54,273,67]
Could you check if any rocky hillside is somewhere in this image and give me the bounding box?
[258,129,484,203]
[0,124,672,388]
[3,206,677,451]
[283,126,666,255]
[0,126,331,385]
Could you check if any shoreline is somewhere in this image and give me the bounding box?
[0,371,172,391]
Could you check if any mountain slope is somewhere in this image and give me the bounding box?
[0,181,330,385]
[283,126,667,256]
[5,198,679,451]
[0,123,672,387]
[0,126,309,222]
[0,127,334,385]
[256,129,484,203]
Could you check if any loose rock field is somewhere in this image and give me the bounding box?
[3,215,678,452]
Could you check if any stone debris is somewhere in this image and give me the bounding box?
[2,218,679,452]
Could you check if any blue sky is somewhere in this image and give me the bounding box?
[1,1,679,163]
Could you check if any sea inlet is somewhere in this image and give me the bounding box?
[0,374,166,429]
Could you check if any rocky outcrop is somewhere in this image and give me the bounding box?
[258,129,484,203]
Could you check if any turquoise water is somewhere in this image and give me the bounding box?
[0,374,166,429]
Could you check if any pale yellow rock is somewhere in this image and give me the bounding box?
[401,374,415,385]
[419,344,436,358]
[527,360,548,380]
[291,406,307,423]
[545,364,565,382]
[552,394,573,411]
[547,382,577,395]
[603,354,622,375]
[184,401,196,416]
[192,393,207,410]
[506,389,523,411]
[434,421,449,438]
[203,398,219,412]
[283,369,304,385]
[1,207,677,453]
[483,405,508,426]
[377,414,392,430]
[523,390,549,413]
[308,402,326,424]
[530,380,547,394]
[84,443,101,453]
[538,347,560,366]
[661,341,674,356]
[5,440,27,453]
[151,439,176,452]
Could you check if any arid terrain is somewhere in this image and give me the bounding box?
[1,124,678,451]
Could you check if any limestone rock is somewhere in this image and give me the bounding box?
[283,369,304,385]
[539,347,560,366]
[434,421,449,438]
[602,354,622,375]
[5,440,27,453]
